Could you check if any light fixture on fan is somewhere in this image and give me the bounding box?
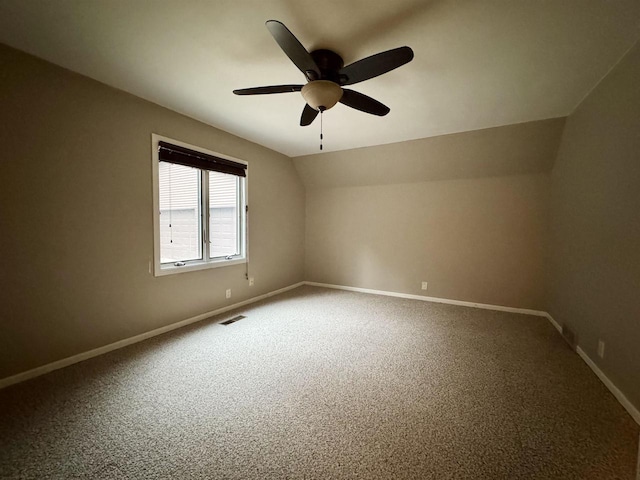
[301,80,343,111]
[300,80,344,150]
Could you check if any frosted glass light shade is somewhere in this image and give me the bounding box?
[301,81,343,111]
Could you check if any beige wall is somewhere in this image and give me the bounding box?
[304,175,549,309]
[548,41,640,410]
[296,120,564,310]
[0,44,305,379]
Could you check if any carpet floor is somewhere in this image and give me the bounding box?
[0,285,638,479]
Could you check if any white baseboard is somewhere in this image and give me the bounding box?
[0,281,304,390]
[304,281,548,317]
[575,346,640,425]
[543,312,562,333]
[544,313,640,426]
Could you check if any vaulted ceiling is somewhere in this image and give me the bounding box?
[0,0,639,157]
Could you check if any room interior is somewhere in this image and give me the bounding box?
[0,0,639,477]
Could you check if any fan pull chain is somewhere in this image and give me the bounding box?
[320,109,323,151]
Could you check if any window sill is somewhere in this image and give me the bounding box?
[154,257,246,277]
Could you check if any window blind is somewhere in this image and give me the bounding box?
[158,141,247,177]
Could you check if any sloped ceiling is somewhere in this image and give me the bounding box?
[294,118,566,188]
[0,0,639,157]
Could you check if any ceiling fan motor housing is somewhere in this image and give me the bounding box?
[310,49,344,81]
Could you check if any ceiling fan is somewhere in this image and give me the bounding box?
[233,20,414,127]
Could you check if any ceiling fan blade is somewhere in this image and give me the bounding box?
[339,46,414,86]
[233,85,303,95]
[339,89,390,116]
[266,20,320,81]
[300,104,319,126]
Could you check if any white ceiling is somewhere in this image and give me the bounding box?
[0,0,639,157]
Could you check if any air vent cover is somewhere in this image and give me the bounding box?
[220,315,246,326]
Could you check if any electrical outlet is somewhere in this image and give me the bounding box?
[421,281,428,291]
[597,339,605,358]
[249,277,254,286]
[225,289,231,299]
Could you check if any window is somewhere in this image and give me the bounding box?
[152,134,247,275]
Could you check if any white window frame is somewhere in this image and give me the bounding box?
[151,134,248,276]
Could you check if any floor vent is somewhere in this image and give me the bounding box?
[220,315,246,326]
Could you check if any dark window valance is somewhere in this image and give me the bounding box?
[158,141,247,177]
